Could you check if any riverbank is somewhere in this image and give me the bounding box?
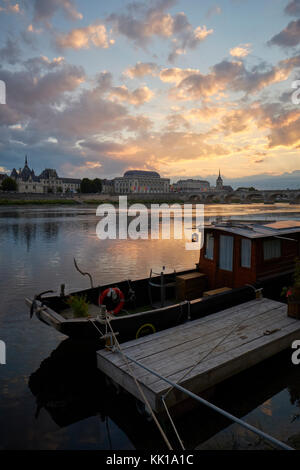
[0,193,204,206]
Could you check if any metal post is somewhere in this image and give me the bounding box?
[119,351,294,451]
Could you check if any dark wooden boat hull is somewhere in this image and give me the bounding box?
[26,277,257,343]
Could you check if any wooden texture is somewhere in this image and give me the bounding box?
[97,298,300,412]
[203,287,231,296]
[176,272,207,301]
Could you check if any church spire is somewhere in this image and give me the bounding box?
[25,155,28,166]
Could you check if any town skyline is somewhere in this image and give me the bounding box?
[0,0,300,187]
[3,155,300,190]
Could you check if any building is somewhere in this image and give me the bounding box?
[102,179,115,194]
[216,169,223,190]
[213,170,233,192]
[114,170,170,194]
[172,179,210,193]
[10,157,81,194]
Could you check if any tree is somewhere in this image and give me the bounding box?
[80,178,98,193]
[1,177,17,191]
[93,178,102,193]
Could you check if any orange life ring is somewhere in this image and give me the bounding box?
[98,287,125,315]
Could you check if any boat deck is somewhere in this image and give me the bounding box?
[97,298,300,413]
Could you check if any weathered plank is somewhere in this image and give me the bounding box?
[97,298,300,412]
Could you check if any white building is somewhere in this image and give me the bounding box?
[101,179,115,194]
[172,179,210,193]
[10,157,81,194]
[114,170,170,194]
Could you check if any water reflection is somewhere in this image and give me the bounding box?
[0,204,300,450]
[28,342,300,450]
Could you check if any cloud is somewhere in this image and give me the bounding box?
[56,23,114,50]
[206,5,221,18]
[267,111,300,147]
[162,55,300,101]
[0,38,21,65]
[159,67,200,84]
[124,62,159,78]
[0,1,21,14]
[107,0,213,62]
[164,113,190,130]
[109,85,154,106]
[167,14,213,62]
[268,18,300,48]
[0,59,152,159]
[285,0,300,17]
[230,43,251,57]
[32,0,83,25]
[0,59,85,127]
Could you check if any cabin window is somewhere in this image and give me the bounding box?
[219,235,233,271]
[241,238,251,268]
[263,239,281,260]
[205,233,214,260]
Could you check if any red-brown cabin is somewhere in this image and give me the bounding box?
[198,220,300,291]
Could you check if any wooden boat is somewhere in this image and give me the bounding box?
[26,220,300,344]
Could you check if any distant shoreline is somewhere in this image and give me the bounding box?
[0,199,296,207]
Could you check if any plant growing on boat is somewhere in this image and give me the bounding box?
[66,295,90,318]
[281,258,300,300]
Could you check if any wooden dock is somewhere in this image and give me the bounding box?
[97,298,300,413]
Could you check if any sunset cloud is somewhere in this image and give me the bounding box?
[268,19,300,48]
[162,55,300,101]
[0,1,21,14]
[109,85,154,106]
[285,0,300,17]
[124,62,159,79]
[230,43,252,57]
[107,0,213,62]
[56,23,114,50]
[32,0,83,25]
[1,1,300,184]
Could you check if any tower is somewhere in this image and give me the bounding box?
[216,169,223,190]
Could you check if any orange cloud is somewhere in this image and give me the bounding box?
[109,85,154,106]
[230,43,252,57]
[56,23,114,50]
[124,62,159,79]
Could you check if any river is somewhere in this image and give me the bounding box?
[0,203,300,450]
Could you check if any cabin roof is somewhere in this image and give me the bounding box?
[204,220,300,239]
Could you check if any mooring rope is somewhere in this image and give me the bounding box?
[163,299,267,400]
[105,316,174,450]
[91,314,174,450]
[161,396,185,450]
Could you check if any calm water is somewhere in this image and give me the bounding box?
[0,203,300,450]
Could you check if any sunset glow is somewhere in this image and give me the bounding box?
[0,0,300,188]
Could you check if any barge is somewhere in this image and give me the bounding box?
[26,220,300,343]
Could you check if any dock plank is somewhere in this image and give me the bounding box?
[97,298,300,412]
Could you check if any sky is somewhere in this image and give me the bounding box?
[0,0,300,188]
